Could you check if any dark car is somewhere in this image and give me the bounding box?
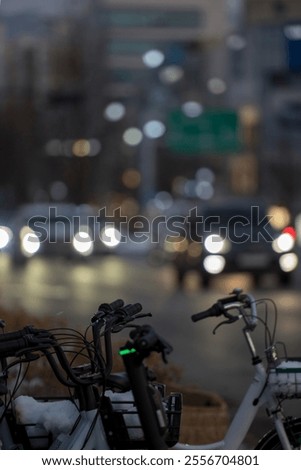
[169,201,298,288]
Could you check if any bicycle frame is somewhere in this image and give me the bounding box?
[0,299,148,450]
[173,320,293,450]
[1,291,299,450]
[175,307,291,450]
[122,302,298,451]
[174,361,291,450]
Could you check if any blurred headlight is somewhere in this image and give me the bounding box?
[279,253,298,272]
[100,226,121,248]
[203,255,225,274]
[204,234,228,254]
[203,255,226,274]
[73,230,94,256]
[272,233,295,253]
[0,226,12,249]
[20,226,40,256]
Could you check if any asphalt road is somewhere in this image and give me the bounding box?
[0,253,301,447]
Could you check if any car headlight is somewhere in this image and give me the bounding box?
[100,226,121,248]
[73,229,94,256]
[203,255,226,274]
[272,232,295,253]
[204,234,228,254]
[279,253,298,272]
[20,226,40,256]
[0,226,12,249]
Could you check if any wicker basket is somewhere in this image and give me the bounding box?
[166,384,229,445]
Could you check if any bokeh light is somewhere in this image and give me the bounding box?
[103,102,126,121]
[142,49,165,68]
[122,127,143,146]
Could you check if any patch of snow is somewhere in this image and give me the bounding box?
[14,396,79,437]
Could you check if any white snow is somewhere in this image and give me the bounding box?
[14,396,79,437]
[14,391,144,440]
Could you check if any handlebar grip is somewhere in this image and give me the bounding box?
[191,303,222,322]
[108,299,124,311]
[0,326,44,343]
[119,303,142,317]
[0,337,31,357]
[0,329,26,342]
[92,299,126,323]
[0,330,55,358]
[98,299,125,312]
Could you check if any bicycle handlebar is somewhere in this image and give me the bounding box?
[91,298,125,323]
[82,300,145,383]
[0,326,49,343]
[0,331,56,358]
[128,325,172,362]
[191,289,257,327]
[191,303,222,322]
[114,303,142,321]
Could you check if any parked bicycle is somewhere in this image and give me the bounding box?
[0,299,181,450]
[1,288,301,450]
[121,289,301,450]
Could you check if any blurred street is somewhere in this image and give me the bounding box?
[0,252,300,446]
[1,0,301,452]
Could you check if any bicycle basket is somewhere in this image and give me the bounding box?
[268,359,301,398]
[102,389,182,449]
[13,396,79,450]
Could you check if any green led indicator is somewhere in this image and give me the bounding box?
[119,347,137,356]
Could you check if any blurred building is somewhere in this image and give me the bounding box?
[240,0,301,213]
[0,0,238,210]
[0,4,106,206]
[3,0,297,211]
[100,0,238,207]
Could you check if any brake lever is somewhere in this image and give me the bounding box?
[212,313,239,335]
[133,313,152,320]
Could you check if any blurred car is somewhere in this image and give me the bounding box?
[7,202,129,264]
[7,203,97,264]
[168,200,298,288]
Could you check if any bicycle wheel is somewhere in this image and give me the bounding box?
[255,418,301,449]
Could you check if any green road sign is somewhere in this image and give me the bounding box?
[165,108,242,155]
